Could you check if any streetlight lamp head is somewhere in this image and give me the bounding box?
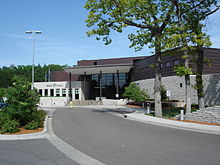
[25,31,32,34]
[35,31,42,34]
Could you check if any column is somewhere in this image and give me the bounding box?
[99,71,102,100]
[84,71,86,100]
[116,70,119,99]
[69,72,72,101]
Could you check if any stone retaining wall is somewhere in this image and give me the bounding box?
[134,73,220,106]
[184,106,220,124]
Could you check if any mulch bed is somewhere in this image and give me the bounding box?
[0,127,44,135]
[169,118,220,126]
[127,105,142,108]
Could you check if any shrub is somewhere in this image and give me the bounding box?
[31,110,47,128]
[123,83,150,102]
[0,112,10,126]
[0,88,6,97]
[1,120,19,134]
[161,85,168,101]
[25,121,39,130]
[4,77,40,126]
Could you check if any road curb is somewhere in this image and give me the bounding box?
[125,113,220,135]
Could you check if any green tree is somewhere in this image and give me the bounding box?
[0,64,64,88]
[186,2,219,109]
[85,0,176,117]
[123,83,149,102]
[0,88,6,98]
[168,0,219,112]
[4,77,40,126]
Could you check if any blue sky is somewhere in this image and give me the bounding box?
[0,0,219,67]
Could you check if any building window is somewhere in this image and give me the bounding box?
[75,88,79,100]
[45,89,48,96]
[180,83,183,88]
[165,62,172,67]
[56,89,60,97]
[93,61,97,65]
[75,88,79,94]
[174,60,180,65]
[50,89,54,97]
[39,89,42,96]
[62,89,66,97]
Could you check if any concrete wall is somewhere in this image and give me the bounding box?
[34,81,89,107]
[102,99,128,106]
[38,97,69,107]
[134,73,220,106]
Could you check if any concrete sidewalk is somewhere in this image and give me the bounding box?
[124,111,220,135]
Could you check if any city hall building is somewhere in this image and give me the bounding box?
[34,48,220,107]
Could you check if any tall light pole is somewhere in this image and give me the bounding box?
[25,30,42,89]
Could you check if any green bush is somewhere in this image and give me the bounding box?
[1,120,19,134]
[0,88,6,97]
[161,85,168,101]
[123,83,150,102]
[0,112,10,126]
[4,77,40,126]
[25,121,39,130]
[31,110,47,128]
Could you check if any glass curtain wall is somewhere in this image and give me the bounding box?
[89,73,129,99]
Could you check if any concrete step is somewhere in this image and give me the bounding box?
[68,100,102,106]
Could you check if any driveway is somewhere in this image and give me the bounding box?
[0,139,79,165]
[52,107,220,165]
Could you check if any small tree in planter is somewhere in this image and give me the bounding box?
[161,85,168,101]
[123,83,150,102]
[4,77,40,126]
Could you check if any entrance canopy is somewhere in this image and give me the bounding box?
[64,64,133,75]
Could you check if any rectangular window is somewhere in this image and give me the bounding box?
[93,61,97,65]
[56,89,60,97]
[165,62,171,67]
[174,60,180,65]
[75,88,79,100]
[45,89,48,96]
[62,89,66,97]
[39,89,42,96]
[75,88,79,94]
[50,89,54,97]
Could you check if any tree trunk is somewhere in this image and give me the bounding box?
[154,37,162,117]
[196,47,205,109]
[185,56,191,113]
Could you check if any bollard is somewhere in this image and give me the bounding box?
[146,102,150,114]
[180,109,184,120]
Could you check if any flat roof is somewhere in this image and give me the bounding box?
[64,64,133,75]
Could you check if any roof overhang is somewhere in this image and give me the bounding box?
[64,64,133,75]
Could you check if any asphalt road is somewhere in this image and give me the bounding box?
[53,107,220,165]
[0,139,79,165]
